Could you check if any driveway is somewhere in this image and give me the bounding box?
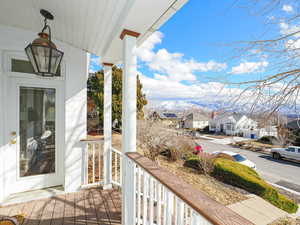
[196,139,300,193]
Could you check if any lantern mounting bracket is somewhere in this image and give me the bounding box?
[40,9,53,41]
[40,9,54,21]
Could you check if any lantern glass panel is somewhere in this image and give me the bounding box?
[25,46,38,73]
[50,49,63,75]
[32,45,51,74]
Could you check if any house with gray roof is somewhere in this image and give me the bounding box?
[149,111,181,128]
[209,112,258,137]
[183,113,209,129]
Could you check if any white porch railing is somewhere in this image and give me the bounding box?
[124,155,212,225]
[81,140,122,187]
[81,141,253,225]
[125,152,254,225]
[111,147,122,186]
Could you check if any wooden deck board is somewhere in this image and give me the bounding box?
[0,188,121,225]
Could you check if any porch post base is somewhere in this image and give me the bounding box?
[102,183,113,190]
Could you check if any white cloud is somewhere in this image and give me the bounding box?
[285,38,300,50]
[136,31,227,82]
[136,31,163,62]
[279,22,300,38]
[230,61,269,74]
[282,4,293,13]
[139,73,242,102]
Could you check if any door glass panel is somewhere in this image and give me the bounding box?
[19,87,56,177]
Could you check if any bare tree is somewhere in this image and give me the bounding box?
[226,0,300,119]
[137,120,194,162]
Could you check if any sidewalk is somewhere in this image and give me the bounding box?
[199,135,249,145]
[228,194,297,225]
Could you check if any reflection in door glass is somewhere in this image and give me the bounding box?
[20,87,56,177]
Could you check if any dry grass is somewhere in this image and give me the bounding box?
[235,140,279,149]
[206,135,229,139]
[269,217,300,225]
[157,156,248,205]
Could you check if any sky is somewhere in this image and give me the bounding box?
[89,0,298,110]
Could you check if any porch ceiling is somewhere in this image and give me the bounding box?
[0,0,188,64]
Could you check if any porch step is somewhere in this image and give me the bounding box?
[1,186,64,206]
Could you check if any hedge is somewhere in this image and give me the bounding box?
[213,158,298,213]
[184,155,202,170]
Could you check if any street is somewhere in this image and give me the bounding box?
[197,139,300,193]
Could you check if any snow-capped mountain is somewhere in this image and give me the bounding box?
[147,100,223,112]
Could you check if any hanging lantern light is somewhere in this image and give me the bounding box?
[25,9,64,77]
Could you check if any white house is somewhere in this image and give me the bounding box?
[209,113,258,137]
[209,112,278,138]
[183,113,209,129]
[0,1,254,224]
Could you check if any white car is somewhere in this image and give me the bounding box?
[213,151,257,170]
[271,146,300,161]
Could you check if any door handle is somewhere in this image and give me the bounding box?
[10,131,17,144]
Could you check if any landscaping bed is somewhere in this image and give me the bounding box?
[158,156,248,205]
[231,140,278,153]
[269,217,300,225]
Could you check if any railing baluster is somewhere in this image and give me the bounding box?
[156,181,162,225]
[165,189,172,225]
[177,199,184,225]
[114,151,117,182]
[136,167,142,225]
[142,171,148,225]
[92,143,95,183]
[120,151,122,185]
[98,145,102,183]
[149,177,154,224]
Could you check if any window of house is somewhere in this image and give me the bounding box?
[11,59,61,76]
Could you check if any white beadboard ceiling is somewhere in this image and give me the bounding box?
[0,0,188,64]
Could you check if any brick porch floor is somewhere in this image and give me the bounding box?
[0,188,121,225]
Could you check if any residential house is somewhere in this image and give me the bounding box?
[209,113,258,137]
[209,112,278,138]
[183,112,209,129]
[149,111,180,127]
[0,1,253,224]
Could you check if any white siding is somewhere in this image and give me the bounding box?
[64,47,88,192]
[184,119,208,129]
[0,25,88,199]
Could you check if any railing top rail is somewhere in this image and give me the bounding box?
[111,147,123,155]
[126,152,254,225]
[80,138,104,142]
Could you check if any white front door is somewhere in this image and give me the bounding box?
[4,77,64,196]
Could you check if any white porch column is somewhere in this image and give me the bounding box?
[120,29,140,225]
[103,62,113,189]
[121,29,140,153]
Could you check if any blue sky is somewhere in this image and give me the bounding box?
[89,0,296,108]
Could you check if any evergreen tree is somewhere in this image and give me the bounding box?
[87,66,147,128]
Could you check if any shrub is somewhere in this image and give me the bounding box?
[213,158,298,213]
[258,136,278,145]
[162,147,182,162]
[161,138,194,162]
[184,153,215,175]
[212,152,235,161]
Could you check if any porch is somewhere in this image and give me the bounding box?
[0,0,255,224]
[0,188,121,225]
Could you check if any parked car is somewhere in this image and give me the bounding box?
[271,146,300,161]
[212,151,257,170]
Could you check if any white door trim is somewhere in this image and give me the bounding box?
[1,50,65,197]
